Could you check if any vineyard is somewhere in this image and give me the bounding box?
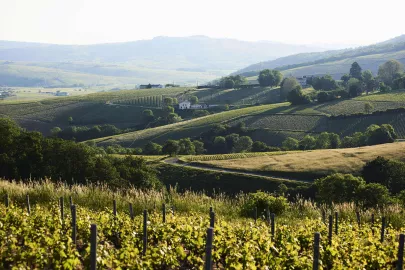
[179,151,297,162]
[197,87,280,105]
[1,195,405,269]
[92,103,289,147]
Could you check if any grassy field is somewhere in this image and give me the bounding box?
[191,142,405,179]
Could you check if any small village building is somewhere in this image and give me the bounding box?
[178,100,191,109]
[139,84,164,89]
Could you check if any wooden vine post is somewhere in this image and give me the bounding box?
[90,224,97,270]
[204,227,214,270]
[313,232,320,270]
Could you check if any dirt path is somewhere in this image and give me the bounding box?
[163,157,311,184]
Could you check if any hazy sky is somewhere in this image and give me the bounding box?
[1,0,404,46]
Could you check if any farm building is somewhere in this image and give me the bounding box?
[55,91,69,96]
[139,84,164,89]
[179,100,191,109]
[178,100,213,110]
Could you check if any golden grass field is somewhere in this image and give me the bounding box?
[193,142,405,176]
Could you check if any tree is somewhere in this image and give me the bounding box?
[364,102,373,114]
[315,132,331,149]
[347,78,362,97]
[219,75,247,88]
[349,62,363,80]
[225,133,239,152]
[282,137,299,150]
[329,133,341,149]
[362,70,375,93]
[143,141,162,155]
[163,97,174,106]
[233,136,253,153]
[162,140,180,156]
[393,75,405,90]
[315,173,365,204]
[362,156,405,194]
[178,138,196,155]
[193,140,206,155]
[189,96,198,105]
[356,183,390,209]
[142,109,154,123]
[162,106,174,116]
[252,141,269,152]
[223,78,235,89]
[341,74,351,86]
[50,127,62,137]
[167,113,182,124]
[378,60,404,86]
[287,86,310,105]
[68,116,74,125]
[213,136,227,153]
[310,75,337,91]
[299,135,316,150]
[258,69,283,87]
[192,110,210,118]
[366,124,397,145]
[280,77,300,99]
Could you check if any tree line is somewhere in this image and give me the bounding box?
[282,124,397,151]
[256,59,405,106]
[0,118,161,189]
[295,156,405,209]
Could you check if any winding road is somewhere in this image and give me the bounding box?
[163,157,312,183]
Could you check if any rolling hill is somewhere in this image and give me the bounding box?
[0,87,196,134]
[236,34,405,79]
[184,142,405,179]
[0,36,329,87]
[90,91,405,148]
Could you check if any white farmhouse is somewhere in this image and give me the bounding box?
[179,100,191,110]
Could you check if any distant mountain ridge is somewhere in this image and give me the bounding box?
[235,34,405,78]
[0,36,329,70]
[0,36,335,86]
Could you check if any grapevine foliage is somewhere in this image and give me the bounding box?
[0,203,402,269]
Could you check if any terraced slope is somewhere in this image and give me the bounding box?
[92,103,289,147]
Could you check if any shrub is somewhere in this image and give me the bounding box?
[241,191,289,217]
[315,173,365,204]
[282,137,299,150]
[356,183,391,209]
[192,110,210,118]
[362,156,405,194]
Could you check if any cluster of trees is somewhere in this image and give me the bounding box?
[142,139,205,156]
[0,118,161,189]
[313,156,405,208]
[302,60,405,104]
[140,122,281,156]
[51,124,127,142]
[142,97,182,127]
[218,75,247,88]
[282,124,397,151]
[201,123,279,154]
[307,75,338,91]
[258,69,283,88]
